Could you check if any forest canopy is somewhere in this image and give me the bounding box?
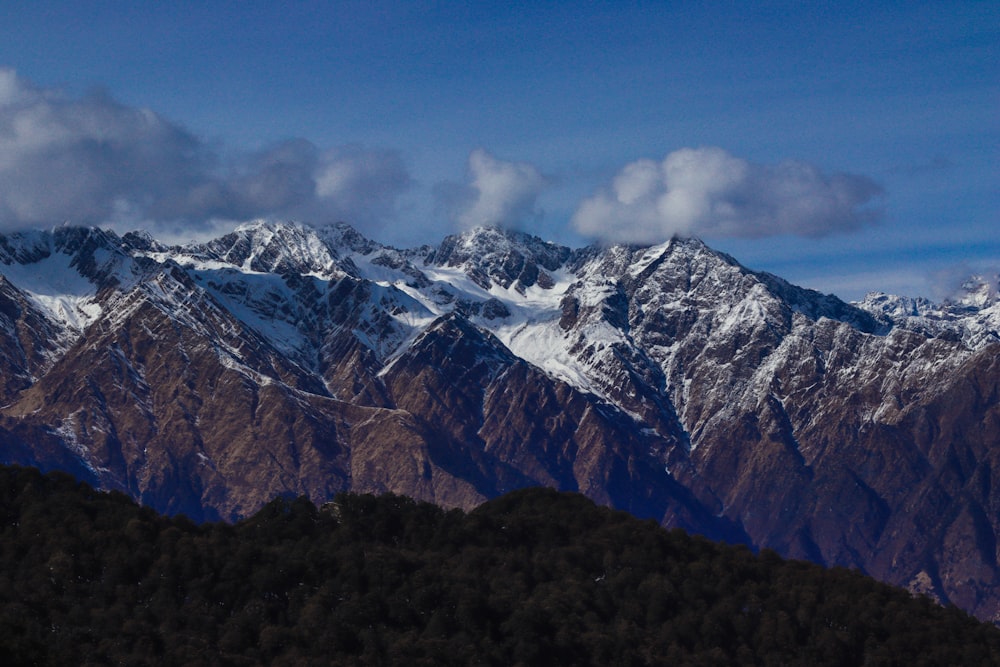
[0,464,997,666]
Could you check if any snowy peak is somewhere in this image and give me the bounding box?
[855,272,1000,348]
[191,220,344,277]
[954,274,999,309]
[859,273,999,319]
[0,220,994,355]
[0,226,152,334]
[427,226,573,292]
[53,226,153,291]
[1,226,131,279]
[570,235,882,334]
[857,291,937,319]
[316,221,383,255]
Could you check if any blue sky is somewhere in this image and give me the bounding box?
[0,1,996,301]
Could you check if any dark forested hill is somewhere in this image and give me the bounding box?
[0,464,997,666]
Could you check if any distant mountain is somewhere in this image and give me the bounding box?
[0,221,998,620]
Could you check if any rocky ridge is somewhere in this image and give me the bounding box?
[0,220,998,620]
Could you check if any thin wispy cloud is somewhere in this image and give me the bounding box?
[437,148,551,231]
[227,141,411,229]
[0,69,411,235]
[572,147,883,244]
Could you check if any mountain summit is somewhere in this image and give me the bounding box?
[1,221,998,620]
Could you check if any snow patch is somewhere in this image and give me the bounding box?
[1,250,103,331]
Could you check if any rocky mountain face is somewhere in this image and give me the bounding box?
[0,221,998,620]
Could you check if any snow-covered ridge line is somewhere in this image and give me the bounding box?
[855,273,1000,348]
[0,221,996,406]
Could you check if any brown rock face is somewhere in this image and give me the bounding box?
[0,277,64,400]
[1,222,998,620]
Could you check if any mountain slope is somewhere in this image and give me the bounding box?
[0,220,997,619]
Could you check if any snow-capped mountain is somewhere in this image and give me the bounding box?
[1,220,998,621]
[857,274,1000,349]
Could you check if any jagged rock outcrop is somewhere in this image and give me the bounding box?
[0,220,997,619]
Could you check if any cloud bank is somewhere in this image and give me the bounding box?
[226,141,411,229]
[438,148,550,230]
[572,147,883,244]
[0,70,885,250]
[0,69,410,235]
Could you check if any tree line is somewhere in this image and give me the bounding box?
[0,464,997,665]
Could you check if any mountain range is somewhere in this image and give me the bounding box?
[0,220,997,620]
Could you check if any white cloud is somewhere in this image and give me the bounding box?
[0,71,209,229]
[311,144,411,226]
[572,147,883,243]
[219,141,411,229]
[440,148,550,230]
[0,68,411,234]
